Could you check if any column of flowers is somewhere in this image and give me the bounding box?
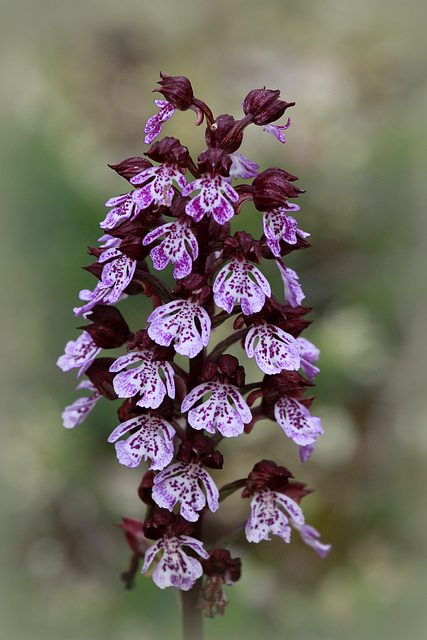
[58,73,330,638]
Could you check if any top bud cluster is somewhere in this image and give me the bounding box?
[58,73,330,615]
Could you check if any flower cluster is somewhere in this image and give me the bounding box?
[58,74,330,619]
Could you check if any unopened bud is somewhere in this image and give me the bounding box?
[243,88,295,125]
[252,167,305,210]
[155,73,194,110]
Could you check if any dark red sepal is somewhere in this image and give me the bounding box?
[126,329,176,360]
[169,194,191,218]
[127,329,153,351]
[197,148,232,177]
[107,219,148,241]
[222,231,263,263]
[205,114,243,153]
[108,157,152,182]
[117,397,144,423]
[138,470,156,505]
[201,354,245,387]
[177,272,205,292]
[143,510,194,540]
[177,434,223,470]
[143,509,177,540]
[85,357,117,400]
[80,305,132,349]
[243,88,294,125]
[242,459,294,497]
[155,73,194,110]
[252,168,305,211]
[202,549,241,582]
[283,481,312,503]
[261,371,314,406]
[145,136,190,170]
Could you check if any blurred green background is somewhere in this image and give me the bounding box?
[1,0,426,638]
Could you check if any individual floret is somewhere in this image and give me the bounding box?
[142,218,198,280]
[57,331,101,378]
[245,488,304,543]
[109,350,175,409]
[61,380,102,429]
[144,100,176,145]
[245,322,300,375]
[108,414,175,470]
[152,461,219,522]
[73,248,136,316]
[148,299,211,358]
[274,396,323,446]
[213,256,271,315]
[181,381,252,438]
[142,534,209,591]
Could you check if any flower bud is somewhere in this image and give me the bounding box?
[201,549,242,617]
[197,148,232,177]
[154,73,194,110]
[205,114,243,153]
[145,136,190,168]
[242,459,294,497]
[243,88,295,125]
[108,157,152,182]
[177,434,224,469]
[81,305,131,349]
[202,549,242,583]
[138,470,156,505]
[85,357,118,400]
[252,168,305,211]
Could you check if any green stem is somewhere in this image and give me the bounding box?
[180,514,204,640]
[181,579,203,640]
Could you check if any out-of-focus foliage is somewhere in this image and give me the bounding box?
[1,1,426,638]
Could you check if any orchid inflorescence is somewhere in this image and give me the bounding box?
[58,73,330,620]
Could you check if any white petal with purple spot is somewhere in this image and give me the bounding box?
[57,331,101,378]
[262,117,291,144]
[141,534,209,591]
[143,219,198,280]
[100,192,141,230]
[152,461,219,521]
[73,251,136,317]
[274,396,323,446]
[296,337,320,380]
[109,350,175,409]
[182,175,238,225]
[228,152,259,180]
[245,489,304,543]
[245,323,300,375]
[263,204,301,257]
[108,413,175,470]
[61,380,101,429]
[290,521,331,558]
[148,299,211,358]
[144,100,176,145]
[213,257,271,315]
[276,260,305,307]
[181,381,252,438]
[131,164,187,208]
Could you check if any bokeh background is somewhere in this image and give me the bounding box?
[1,1,426,638]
